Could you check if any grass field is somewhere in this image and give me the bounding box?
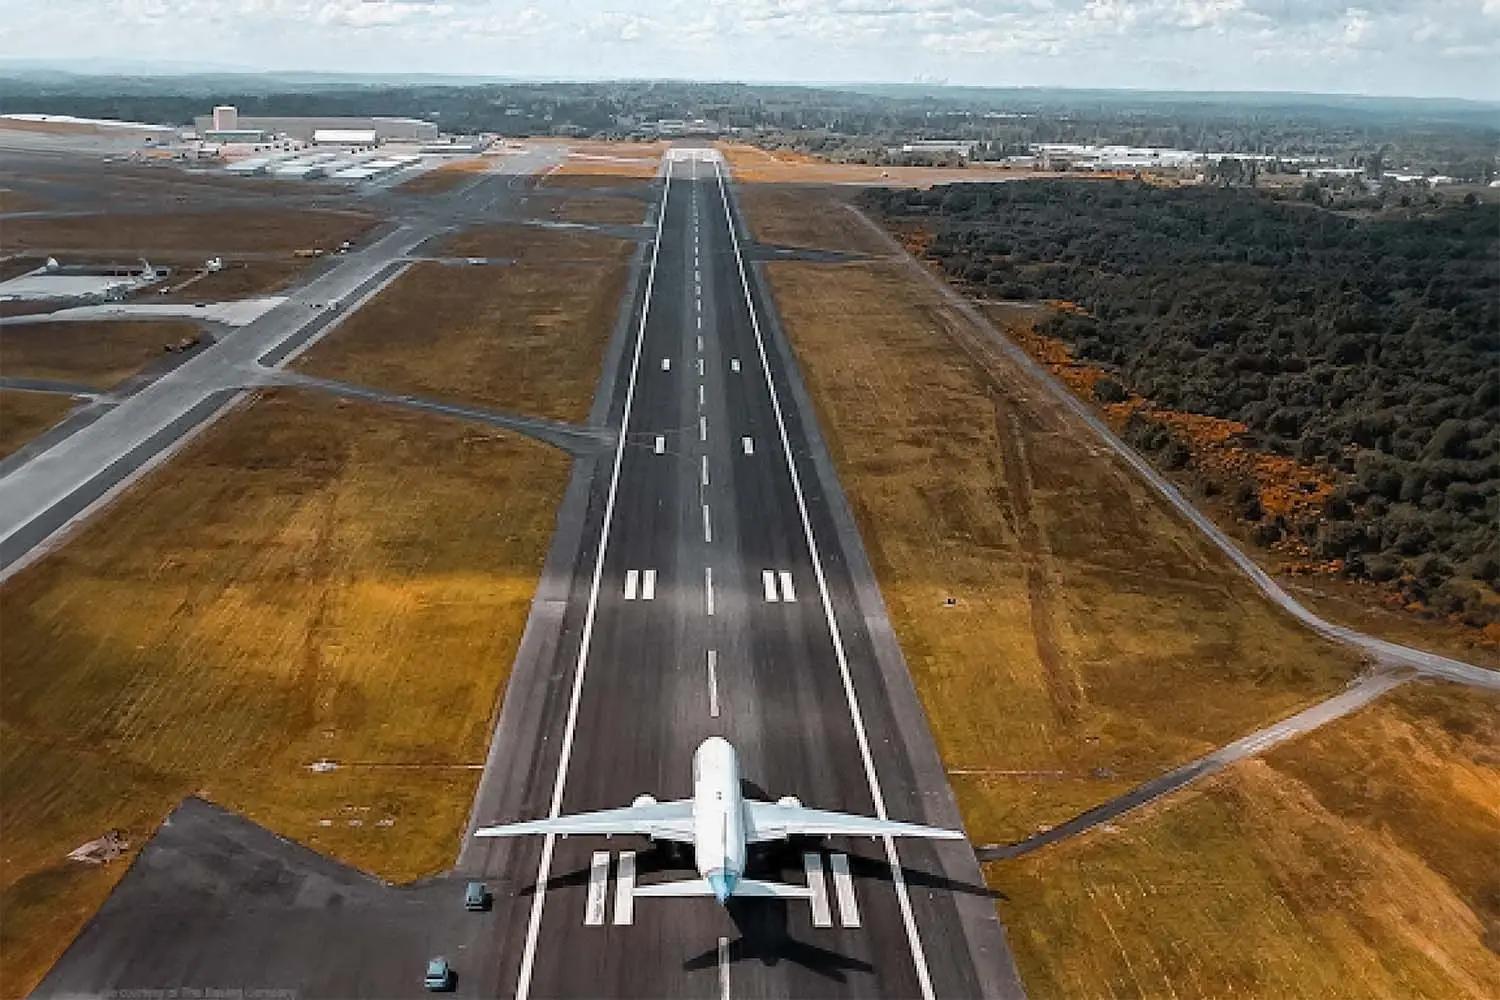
[436,223,629,263]
[0,390,76,458]
[551,141,665,181]
[150,257,313,303]
[764,259,1364,847]
[994,682,1500,998]
[736,186,895,256]
[717,141,1045,186]
[296,253,628,423]
[396,157,491,195]
[546,190,649,226]
[0,390,572,996]
[0,209,375,254]
[0,320,202,389]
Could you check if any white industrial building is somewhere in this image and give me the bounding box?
[192,106,438,142]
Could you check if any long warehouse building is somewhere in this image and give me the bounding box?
[191,111,438,142]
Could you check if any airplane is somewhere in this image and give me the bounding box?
[474,736,963,903]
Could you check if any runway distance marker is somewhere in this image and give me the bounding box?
[804,852,833,928]
[778,571,797,603]
[830,852,861,928]
[614,852,636,926]
[585,852,610,926]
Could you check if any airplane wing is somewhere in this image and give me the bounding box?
[474,800,695,842]
[633,878,813,899]
[744,801,964,843]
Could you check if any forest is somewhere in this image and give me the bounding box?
[862,180,1499,624]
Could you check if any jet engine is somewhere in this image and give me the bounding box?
[632,794,658,808]
[776,795,802,809]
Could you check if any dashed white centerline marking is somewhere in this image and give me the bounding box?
[778,571,797,603]
[642,569,657,601]
[707,649,720,718]
[762,570,779,603]
[702,503,712,543]
[696,299,701,313]
[697,315,702,330]
[718,937,730,1000]
[661,357,671,371]
[697,335,704,351]
[585,851,610,926]
[804,853,833,928]
[624,569,639,601]
[730,358,740,373]
[695,268,700,282]
[830,852,861,928]
[705,566,715,616]
[697,358,704,376]
[614,851,636,926]
[698,384,706,408]
[654,435,665,455]
[701,454,709,487]
[699,416,707,441]
[741,436,754,456]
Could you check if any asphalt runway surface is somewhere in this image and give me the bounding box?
[458,149,1023,999]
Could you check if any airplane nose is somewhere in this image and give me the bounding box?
[706,870,738,903]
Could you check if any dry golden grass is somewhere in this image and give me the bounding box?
[1,320,201,389]
[551,191,649,226]
[716,141,1044,187]
[150,258,312,303]
[0,390,571,995]
[551,141,665,181]
[0,188,44,212]
[764,259,1363,847]
[0,389,75,458]
[0,209,376,254]
[993,683,1500,998]
[396,157,492,195]
[736,186,895,256]
[436,222,629,263]
[297,252,628,423]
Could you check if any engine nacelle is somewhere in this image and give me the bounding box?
[776,795,802,809]
[632,794,658,808]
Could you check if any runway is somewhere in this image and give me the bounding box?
[461,148,1023,998]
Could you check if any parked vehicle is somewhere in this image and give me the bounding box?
[424,957,454,992]
[464,881,491,911]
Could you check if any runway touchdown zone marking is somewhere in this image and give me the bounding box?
[763,570,796,603]
[624,569,657,601]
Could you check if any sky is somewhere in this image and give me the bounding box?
[2,0,1497,100]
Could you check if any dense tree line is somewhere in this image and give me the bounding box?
[862,181,1500,622]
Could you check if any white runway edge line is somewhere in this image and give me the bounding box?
[712,158,941,1000]
[513,157,675,1000]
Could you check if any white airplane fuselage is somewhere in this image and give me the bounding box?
[692,736,747,902]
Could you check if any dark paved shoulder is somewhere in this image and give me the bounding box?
[34,798,493,1000]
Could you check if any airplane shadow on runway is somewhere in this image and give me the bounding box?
[681,900,875,983]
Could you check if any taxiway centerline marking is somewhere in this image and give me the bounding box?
[513,154,674,1000]
[712,156,939,1000]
